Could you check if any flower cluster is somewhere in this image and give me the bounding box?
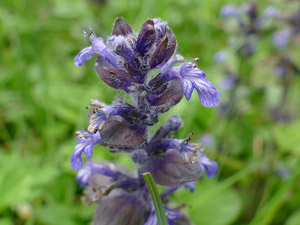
[271,7,300,81]
[70,17,221,225]
[272,8,300,49]
[221,2,279,57]
[214,3,281,118]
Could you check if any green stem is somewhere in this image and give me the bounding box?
[142,172,168,225]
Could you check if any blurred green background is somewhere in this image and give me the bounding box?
[1,0,300,224]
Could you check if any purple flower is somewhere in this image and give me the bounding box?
[175,61,221,107]
[271,9,300,49]
[94,55,140,93]
[275,168,291,180]
[77,161,141,203]
[239,40,257,57]
[198,152,218,178]
[220,4,247,31]
[75,17,220,106]
[143,140,218,186]
[147,136,201,164]
[262,6,280,19]
[74,32,119,67]
[220,5,240,18]
[200,133,216,149]
[274,64,287,77]
[94,191,149,225]
[99,119,145,149]
[273,29,292,49]
[147,78,184,112]
[143,149,203,186]
[75,17,177,93]
[70,130,102,170]
[219,71,238,91]
[150,115,183,143]
[132,149,148,164]
[220,3,283,58]
[78,161,192,225]
[150,59,221,107]
[76,161,130,187]
[139,120,218,186]
[273,56,299,77]
[87,105,135,133]
[213,51,228,63]
[86,99,146,150]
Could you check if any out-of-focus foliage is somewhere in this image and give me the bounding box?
[0,0,299,224]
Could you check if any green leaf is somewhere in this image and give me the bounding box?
[249,164,300,225]
[175,162,264,225]
[37,203,80,225]
[285,209,300,225]
[179,182,241,225]
[274,120,300,155]
[0,152,59,211]
[0,218,13,225]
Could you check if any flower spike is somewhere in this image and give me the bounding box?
[72,17,220,225]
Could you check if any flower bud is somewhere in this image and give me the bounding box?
[147,79,183,112]
[95,56,137,93]
[112,17,134,36]
[136,20,156,55]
